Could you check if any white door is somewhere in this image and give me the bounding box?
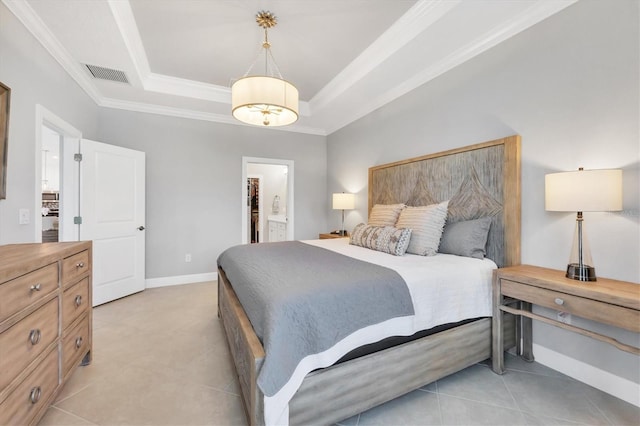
[80,139,145,306]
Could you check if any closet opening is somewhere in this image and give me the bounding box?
[241,157,294,244]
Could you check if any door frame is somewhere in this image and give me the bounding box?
[35,105,81,242]
[241,157,294,244]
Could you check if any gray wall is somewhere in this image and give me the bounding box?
[97,109,326,278]
[0,2,98,244]
[327,0,639,385]
[0,1,327,278]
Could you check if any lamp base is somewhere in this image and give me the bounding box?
[338,229,348,236]
[566,263,597,282]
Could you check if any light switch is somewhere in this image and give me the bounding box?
[19,208,30,225]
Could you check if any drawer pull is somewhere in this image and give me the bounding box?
[29,329,42,345]
[29,386,42,404]
[75,336,83,349]
[555,298,564,306]
[75,295,83,307]
[30,283,42,292]
[76,262,85,268]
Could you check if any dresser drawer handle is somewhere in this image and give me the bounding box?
[29,329,42,345]
[75,336,83,349]
[29,386,42,404]
[75,295,83,307]
[30,283,42,292]
[76,262,85,268]
[554,298,564,306]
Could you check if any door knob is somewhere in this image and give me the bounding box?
[137,226,145,231]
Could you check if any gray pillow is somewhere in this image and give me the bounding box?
[438,217,492,259]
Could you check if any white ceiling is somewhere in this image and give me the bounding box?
[4,0,576,135]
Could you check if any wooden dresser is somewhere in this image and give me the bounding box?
[0,241,92,425]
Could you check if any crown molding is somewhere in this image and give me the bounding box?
[144,73,231,103]
[107,0,147,87]
[310,0,460,114]
[322,0,578,134]
[2,0,103,103]
[98,97,326,136]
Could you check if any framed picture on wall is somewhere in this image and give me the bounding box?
[0,81,10,200]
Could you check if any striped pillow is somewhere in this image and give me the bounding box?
[395,201,449,256]
[350,223,412,256]
[368,203,406,227]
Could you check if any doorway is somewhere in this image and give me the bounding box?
[35,106,146,306]
[41,126,61,242]
[247,175,263,243]
[35,105,81,243]
[241,157,294,244]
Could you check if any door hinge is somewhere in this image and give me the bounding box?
[74,153,83,162]
[73,216,83,225]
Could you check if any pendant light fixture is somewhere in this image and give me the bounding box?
[231,11,299,127]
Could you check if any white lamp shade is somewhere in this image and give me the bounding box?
[231,76,299,127]
[545,169,622,212]
[333,193,355,210]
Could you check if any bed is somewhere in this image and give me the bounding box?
[217,135,521,425]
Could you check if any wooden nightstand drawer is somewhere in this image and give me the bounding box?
[0,347,59,426]
[61,250,90,286]
[493,265,639,375]
[319,233,349,239]
[0,298,59,392]
[501,279,640,332]
[62,277,90,330]
[0,263,58,323]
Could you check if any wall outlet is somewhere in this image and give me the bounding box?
[557,311,571,324]
[19,209,30,225]
[185,253,192,263]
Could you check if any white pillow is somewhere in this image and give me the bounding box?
[368,203,406,227]
[395,201,449,256]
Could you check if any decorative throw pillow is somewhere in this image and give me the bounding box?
[439,217,492,259]
[350,223,412,256]
[395,201,449,256]
[368,203,406,227]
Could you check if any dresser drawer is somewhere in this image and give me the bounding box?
[62,278,90,330]
[0,263,58,323]
[61,250,90,287]
[62,316,90,378]
[0,347,59,425]
[0,298,59,392]
[501,279,640,331]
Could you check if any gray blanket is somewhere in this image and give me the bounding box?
[217,241,414,397]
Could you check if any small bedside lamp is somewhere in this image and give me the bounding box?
[545,168,622,282]
[332,193,355,236]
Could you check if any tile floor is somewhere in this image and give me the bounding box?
[39,282,639,426]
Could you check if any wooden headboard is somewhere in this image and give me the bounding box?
[368,135,521,267]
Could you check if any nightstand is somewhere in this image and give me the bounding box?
[319,233,349,239]
[492,265,640,374]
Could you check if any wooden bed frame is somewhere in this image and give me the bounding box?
[218,135,521,425]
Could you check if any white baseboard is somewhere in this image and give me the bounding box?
[145,272,217,289]
[532,343,640,407]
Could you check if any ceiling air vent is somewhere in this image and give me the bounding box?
[85,64,129,84]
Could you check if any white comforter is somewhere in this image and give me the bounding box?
[264,238,497,425]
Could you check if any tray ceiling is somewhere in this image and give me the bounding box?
[3,0,576,135]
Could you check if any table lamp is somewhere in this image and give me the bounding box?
[545,168,622,281]
[332,193,355,236]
